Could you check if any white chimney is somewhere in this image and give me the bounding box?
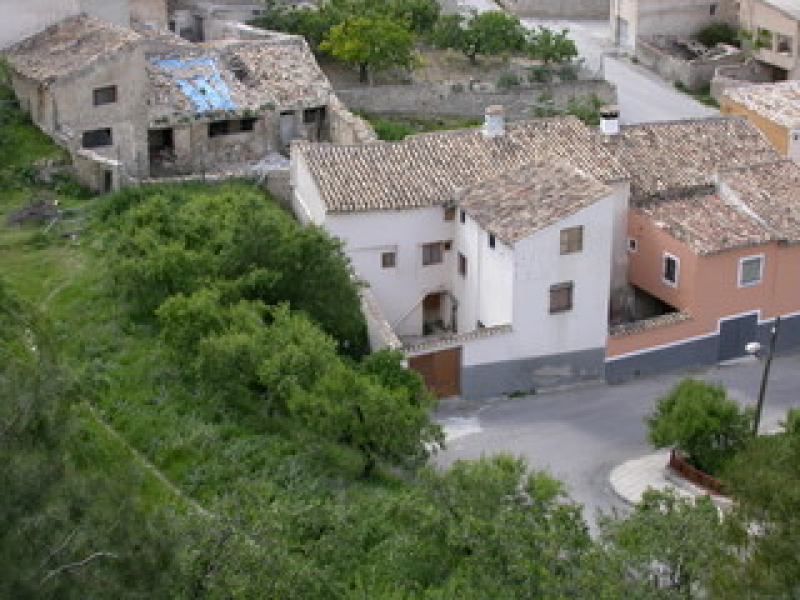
[483,105,505,139]
[600,104,620,136]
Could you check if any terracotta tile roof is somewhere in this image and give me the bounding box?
[724,81,800,130]
[300,116,628,213]
[3,15,140,84]
[718,160,800,243]
[147,36,332,121]
[606,117,779,203]
[638,192,772,254]
[638,160,800,254]
[459,162,611,244]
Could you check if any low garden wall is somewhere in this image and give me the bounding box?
[636,36,742,91]
[336,80,615,121]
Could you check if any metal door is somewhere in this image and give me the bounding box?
[718,313,758,362]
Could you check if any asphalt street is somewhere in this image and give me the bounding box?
[433,355,800,528]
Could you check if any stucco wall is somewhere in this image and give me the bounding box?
[326,207,456,337]
[739,0,800,78]
[501,0,609,18]
[335,80,615,121]
[636,37,743,90]
[720,96,790,154]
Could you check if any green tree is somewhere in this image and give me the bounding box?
[320,15,416,84]
[527,26,579,65]
[390,0,440,35]
[290,349,443,477]
[647,379,752,475]
[600,489,725,599]
[431,10,528,65]
[712,429,800,598]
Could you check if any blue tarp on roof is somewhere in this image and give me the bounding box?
[152,57,237,112]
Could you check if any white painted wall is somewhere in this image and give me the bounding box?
[454,209,514,332]
[326,207,457,337]
[789,129,800,162]
[463,193,617,368]
[290,152,327,225]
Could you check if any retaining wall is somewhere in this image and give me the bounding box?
[336,80,615,120]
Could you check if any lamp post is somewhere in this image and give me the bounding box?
[745,316,781,436]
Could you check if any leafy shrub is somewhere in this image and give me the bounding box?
[693,22,739,47]
[527,64,552,83]
[647,379,753,475]
[496,71,520,90]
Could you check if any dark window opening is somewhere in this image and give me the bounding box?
[560,225,583,254]
[710,3,717,15]
[381,251,396,268]
[459,209,466,223]
[458,253,467,277]
[208,118,257,137]
[422,242,443,266]
[303,107,325,124]
[444,206,456,221]
[82,128,113,148]
[93,85,117,106]
[488,233,496,249]
[549,281,574,314]
[663,254,679,286]
[103,170,113,193]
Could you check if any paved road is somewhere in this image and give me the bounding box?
[433,354,800,528]
[522,18,720,124]
[449,0,719,124]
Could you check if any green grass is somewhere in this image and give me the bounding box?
[355,111,482,141]
[674,81,719,108]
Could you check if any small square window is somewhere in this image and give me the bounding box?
[458,252,467,277]
[459,210,466,224]
[663,253,679,286]
[488,233,496,249]
[82,128,113,148]
[739,255,763,286]
[560,225,584,254]
[93,85,117,106]
[381,251,396,268]
[444,206,456,221]
[549,282,574,314]
[422,242,443,266]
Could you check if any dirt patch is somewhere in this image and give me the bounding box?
[320,47,539,90]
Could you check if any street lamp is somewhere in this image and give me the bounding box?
[745,316,781,436]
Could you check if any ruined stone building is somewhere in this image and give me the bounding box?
[3,13,370,192]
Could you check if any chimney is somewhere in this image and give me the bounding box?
[599,104,620,136]
[483,105,505,139]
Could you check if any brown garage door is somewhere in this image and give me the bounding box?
[408,347,461,398]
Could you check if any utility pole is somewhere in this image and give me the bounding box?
[752,316,781,436]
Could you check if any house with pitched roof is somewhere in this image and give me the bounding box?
[293,110,800,397]
[721,81,800,160]
[3,14,352,190]
[739,0,800,80]
[603,118,800,380]
[293,109,631,397]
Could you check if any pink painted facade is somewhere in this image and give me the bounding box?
[608,208,800,358]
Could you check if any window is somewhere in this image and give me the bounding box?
[422,242,443,266]
[710,3,717,15]
[81,128,113,148]
[458,253,467,277]
[93,85,117,106]
[776,34,793,55]
[459,209,466,224]
[628,237,638,253]
[381,251,396,269]
[488,233,496,249]
[739,255,763,287]
[560,225,584,254]
[303,107,325,123]
[549,282,574,314]
[444,206,456,221]
[208,118,257,137]
[233,68,248,82]
[663,253,679,286]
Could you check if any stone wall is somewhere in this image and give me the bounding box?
[335,80,615,121]
[500,0,608,19]
[636,37,743,90]
[710,61,774,101]
[328,98,378,144]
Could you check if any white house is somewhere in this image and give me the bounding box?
[291,110,629,398]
